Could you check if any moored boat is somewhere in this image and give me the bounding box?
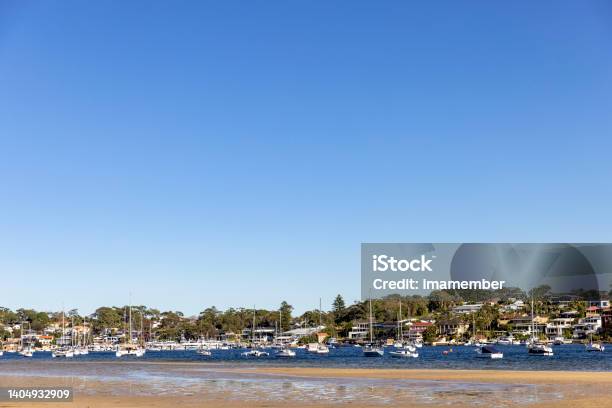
[276,347,296,357]
[476,345,503,359]
[389,348,418,358]
[585,342,605,352]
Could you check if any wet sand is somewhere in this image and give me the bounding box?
[0,364,610,407]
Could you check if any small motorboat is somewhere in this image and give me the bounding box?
[52,348,74,358]
[276,348,296,357]
[242,349,269,357]
[389,348,418,358]
[476,345,503,359]
[528,343,553,356]
[316,344,329,354]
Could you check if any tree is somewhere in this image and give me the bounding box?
[528,285,551,301]
[197,307,219,338]
[93,307,122,332]
[279,301,293,331]
[332,295,345,313]
[422,326,437,343]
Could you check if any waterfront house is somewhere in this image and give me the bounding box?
[406,321,433,342]
[588,300,610,309]
[436,319,469,337]
[348,322,369,339]
[452,303,483,314]
[545,318,574,339]
[572,315,602,338]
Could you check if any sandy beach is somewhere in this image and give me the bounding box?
[0,363,610,408]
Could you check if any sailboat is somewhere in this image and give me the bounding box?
[116,300,145,357]
[527,298,553,356]
[315,297,329,354]
[52,310,74,358]
[389,300,418,358]
[18,321,34,357]
[242,306,269,357]
[276,309,296,357]
[197,344,212,356]
[363,298,384,357]
[78,317,89,355]
[585,333,605,352]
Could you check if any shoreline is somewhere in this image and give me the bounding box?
[0,364,610,407]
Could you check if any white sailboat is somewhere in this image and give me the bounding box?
[77,317,89,355]
[527,298,553,356]
[197,346,212,356]
[52,310,74,358]
[242,306,269,357]
[116,299,145,358]
[389,301,418,358]
[18,321,34,357]
[585,333,605,352]
[276,309,296,357]
[363,298,384,357]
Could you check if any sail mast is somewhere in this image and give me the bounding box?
[252,305,256,344]
[369,298,373,343]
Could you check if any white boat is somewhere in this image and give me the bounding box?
[528,342,553,356]
[363,344,384,357]
[116,300,145,358]
[276,348,296,357]
[363,298,384,357]
[476,345,503,359]
[306,343,320,353]
[52,348,74,358]
[585,342,605,352]
[197,348,212,356]
[116,346,146,357]
[363,299,382,360]
[242,349,269,357]
[316,344,329,354]
[527,299,553,356]
[0,351,3,357]
[496,336,513,346]
[553,336,565,345]
[19,321,35,357]
[389,348,418,358]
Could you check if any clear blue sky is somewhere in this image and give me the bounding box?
[1,1,611,316]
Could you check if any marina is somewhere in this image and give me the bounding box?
[0,343,610,371]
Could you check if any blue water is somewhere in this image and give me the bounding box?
[1,344,610,371]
